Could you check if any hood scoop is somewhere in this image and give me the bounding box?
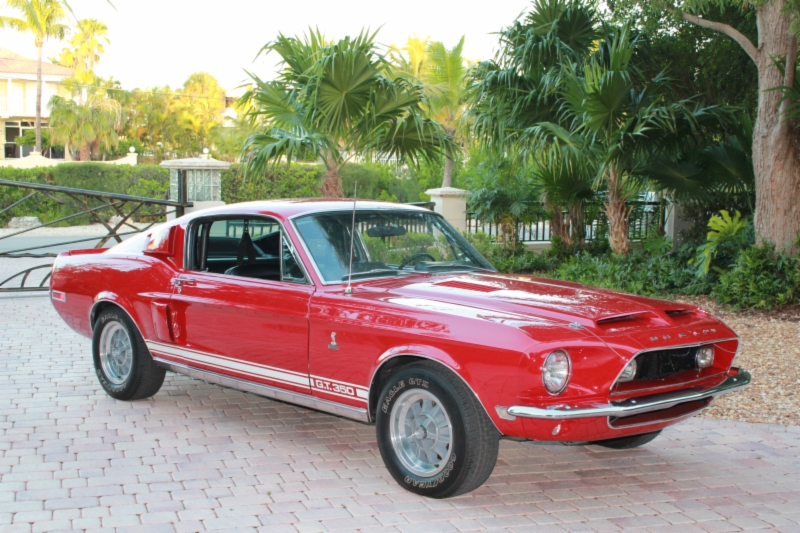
[435,279,502,293]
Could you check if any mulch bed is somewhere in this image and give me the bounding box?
[678,296,800,427]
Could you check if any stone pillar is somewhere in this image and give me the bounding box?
[425,187,469,233]
[665,201,692,247]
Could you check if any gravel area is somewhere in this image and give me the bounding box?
[680,297,800,427]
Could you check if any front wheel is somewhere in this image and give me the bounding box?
[376,361,499,498]
[92,308,166,401]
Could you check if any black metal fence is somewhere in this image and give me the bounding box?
[466,201,664,243]
[0,179,190,292]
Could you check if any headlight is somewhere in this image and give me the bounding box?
[617,359,638,382]
[696,346,715,368]
[542,350,571,395]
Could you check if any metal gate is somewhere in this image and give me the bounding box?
[0,178,190,293]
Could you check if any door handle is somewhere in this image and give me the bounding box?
[172,277,196,293]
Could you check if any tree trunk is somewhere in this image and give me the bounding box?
[442,154,453,188]
[681,0,800,254]
[569,201,586,247]
[35,39,43,154]
[751,1,800,254]
[79,144,90,161]
[605,166,632,255]
[321,154,344,198]
[549,203,571,245]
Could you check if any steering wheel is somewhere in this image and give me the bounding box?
[398,253,436,270]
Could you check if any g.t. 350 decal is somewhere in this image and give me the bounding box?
[310,375,369,402]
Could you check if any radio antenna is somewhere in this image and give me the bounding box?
[345,182,357,295]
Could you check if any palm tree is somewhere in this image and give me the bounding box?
[530,27,715,254]
[532,147,595,246]
[468,0,731,254]
[53,18,109,86]
[0,0,68,154]
[179,72,224,154]
[241,29,452,197]
[49,93,121,160]
[392,37,470,187]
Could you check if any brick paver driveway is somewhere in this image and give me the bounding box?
[2,293,800,533]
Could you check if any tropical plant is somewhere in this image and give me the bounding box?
[52,18,108,86]
[531,147,595,245]
[393,36,471,187]
[49,93,121,160]
[469,0,734,255]
[615,0,800,255]
[240,29,452,197]
[466,154,542,252]
[0,0,68,153]
[691,209,751,278]
[179,72,225,154]
[713,243,800,310]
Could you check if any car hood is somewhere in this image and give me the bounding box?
[363,273,725,345]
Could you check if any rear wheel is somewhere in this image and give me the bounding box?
[92,308,165,401]
[376,361,499,498]
[592,430,661,449]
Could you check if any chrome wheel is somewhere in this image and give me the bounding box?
[389,388,453,477]
[99,321,133,385]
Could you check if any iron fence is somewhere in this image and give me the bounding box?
[466,201,665,243]
[0,179,191,292]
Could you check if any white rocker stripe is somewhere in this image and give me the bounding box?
[146,341,369,403]
[145,341,310,387]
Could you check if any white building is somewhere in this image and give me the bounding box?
[0,48,73,159]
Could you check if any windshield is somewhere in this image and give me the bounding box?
[292,209,496,283]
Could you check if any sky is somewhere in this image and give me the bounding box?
[0,0,532,92]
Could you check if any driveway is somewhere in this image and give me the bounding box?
[1,293,800,533]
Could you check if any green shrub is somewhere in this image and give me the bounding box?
[0,164,169,227]
[221,164,323,203]
[712,244,800,310]
[553,250,696,297]
[339,162,427,203]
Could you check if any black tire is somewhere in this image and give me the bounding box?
[592,430,662,449]
[92,307,165,401]
[375,361,499,498]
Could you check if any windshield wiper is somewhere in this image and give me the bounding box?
[341,269,413,281]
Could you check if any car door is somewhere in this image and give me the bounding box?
[156,215,314,395]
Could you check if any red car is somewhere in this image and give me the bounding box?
[50,200,750,498]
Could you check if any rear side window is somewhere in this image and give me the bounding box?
[188,216,307,284]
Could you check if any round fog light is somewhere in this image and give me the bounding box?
[618,359,638,382]
[696,346,714,368]
[543,350,571,395]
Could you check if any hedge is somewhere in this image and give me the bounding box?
[0,164,169,226]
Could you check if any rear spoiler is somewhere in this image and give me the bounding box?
[59,248,108,257]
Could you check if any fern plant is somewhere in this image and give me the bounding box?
[691,210,749,278]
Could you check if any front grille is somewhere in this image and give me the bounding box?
[633,346,699,381]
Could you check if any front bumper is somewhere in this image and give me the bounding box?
[502,368,751,421]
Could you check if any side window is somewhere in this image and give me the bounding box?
[189,217,307,284]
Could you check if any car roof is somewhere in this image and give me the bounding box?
[182,198,432,221]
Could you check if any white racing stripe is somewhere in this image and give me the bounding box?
[146,341,369,403]
[146,341,310,387]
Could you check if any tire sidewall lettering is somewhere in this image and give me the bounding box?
[376,367,467,497]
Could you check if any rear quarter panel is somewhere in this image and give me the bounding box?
[50,249,176,339]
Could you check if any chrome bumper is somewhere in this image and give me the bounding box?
[503,369,751,421]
